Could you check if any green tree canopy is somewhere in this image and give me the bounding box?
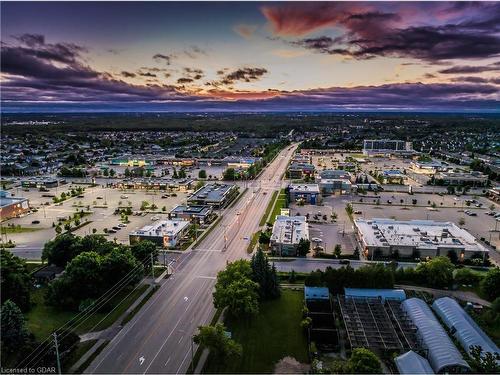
[223,168,236,181]
[0,250,32,311]
[416,256,454,288]
[1,300,30,355]
[347,348,382,374]
[131,240,159,270]
[481,268,500,301]
[297,238,310,257]
[198,169,207,179]
[193,323,242,360]
[251,248,280,300]
[42,233,81,267]
[213,260,259,316]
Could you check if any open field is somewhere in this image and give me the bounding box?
[204,290,309,374]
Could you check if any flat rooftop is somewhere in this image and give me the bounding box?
[130,219,189,237]
[271,215,309,245]
[170,205,212,215]
[355,218,487,253]
[188,183,235,203]
[289,184,320,193]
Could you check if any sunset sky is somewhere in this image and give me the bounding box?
[1,1,499,112]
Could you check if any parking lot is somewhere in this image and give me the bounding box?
[351,191,500,252]
[2,184,187,255]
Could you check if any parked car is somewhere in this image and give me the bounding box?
[31,220,40,224]
[112,226,121,230]
[151,216,159,221]
[96,196,103,200]
[354,210,362,215]
[118,223,127,227]
[120,195,128,199]
[108,229,117,234]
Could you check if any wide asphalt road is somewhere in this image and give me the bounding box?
[86,144,298,374]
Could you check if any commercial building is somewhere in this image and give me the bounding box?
[363,140,413,156]
[129,219,190,249]
[319,169,352,180]
[401,298,470,373]
[432,297,499,360]
[0,191,30,221]
[380,170,408,184]
[287,184,321,204]
[270,215,309,256]
[354,218,488,260]
[318,179,352,195]
[187,183,238,208]
[288,162,315,179]
[21,177,64,188]
[434,171,488,187]
[169,205,214,225]
[224,157,261,170]
[410,160,445,174]
[110,158,153,167]
[115,178,193,191]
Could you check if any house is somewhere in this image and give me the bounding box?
[33,265,64,284]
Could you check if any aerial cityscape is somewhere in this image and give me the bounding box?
[1,1,499,375]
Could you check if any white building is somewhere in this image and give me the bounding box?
[129,219,190,248]
[355,218,488,260]
[363,140,413,156]
[270,215,309,256]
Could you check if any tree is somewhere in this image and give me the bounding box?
[468,345,500,373]
[1,300,30,354]
[0,250,32,311]
[334,244,342,258]
[109,168,116,177]
[46,251,103,309]
[459,217,466,226]
[345,203,354,215]
[42,233,81,267]
[193,323,242,360]
[131,240,159,270]
[213,260,259,316]
[297,238,310,257]
[480,268,500,301]
[347,348,382,374]
[101,248,143,287]
[223,168,236,181]
[251,248,280,299]
[258,231,271,245]
[454,268,480,286]
[416,256,454,288]
[198,169,207,179]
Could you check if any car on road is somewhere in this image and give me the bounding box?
[31,220,40,224]
[120,195,128,199]
[96,196,103,199]
[243,236,249,240]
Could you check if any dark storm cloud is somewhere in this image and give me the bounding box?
[1,35,191,102]
[177,78,194,84]
[265,3,500,62]
[439,62,500,74]
[121,71,136,78]
[153,53,172,65]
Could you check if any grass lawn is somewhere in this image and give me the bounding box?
[1,226,41,234]
[204,289,309,374]
[26,284,149,341]
[62,339,97,372]
[269,189,287,223]
[259,190,279,226]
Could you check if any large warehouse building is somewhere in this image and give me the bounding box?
[354,218,488,260]
[0,191,30,221]
[363,139,413,156]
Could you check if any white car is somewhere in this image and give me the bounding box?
[118,223,127,227]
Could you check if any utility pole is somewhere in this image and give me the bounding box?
[53,332,62,375]
[150,253,155,284]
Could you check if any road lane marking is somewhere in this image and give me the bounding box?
[164,357,171,367]
[178,335,184,344]
[196,276,216,280]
